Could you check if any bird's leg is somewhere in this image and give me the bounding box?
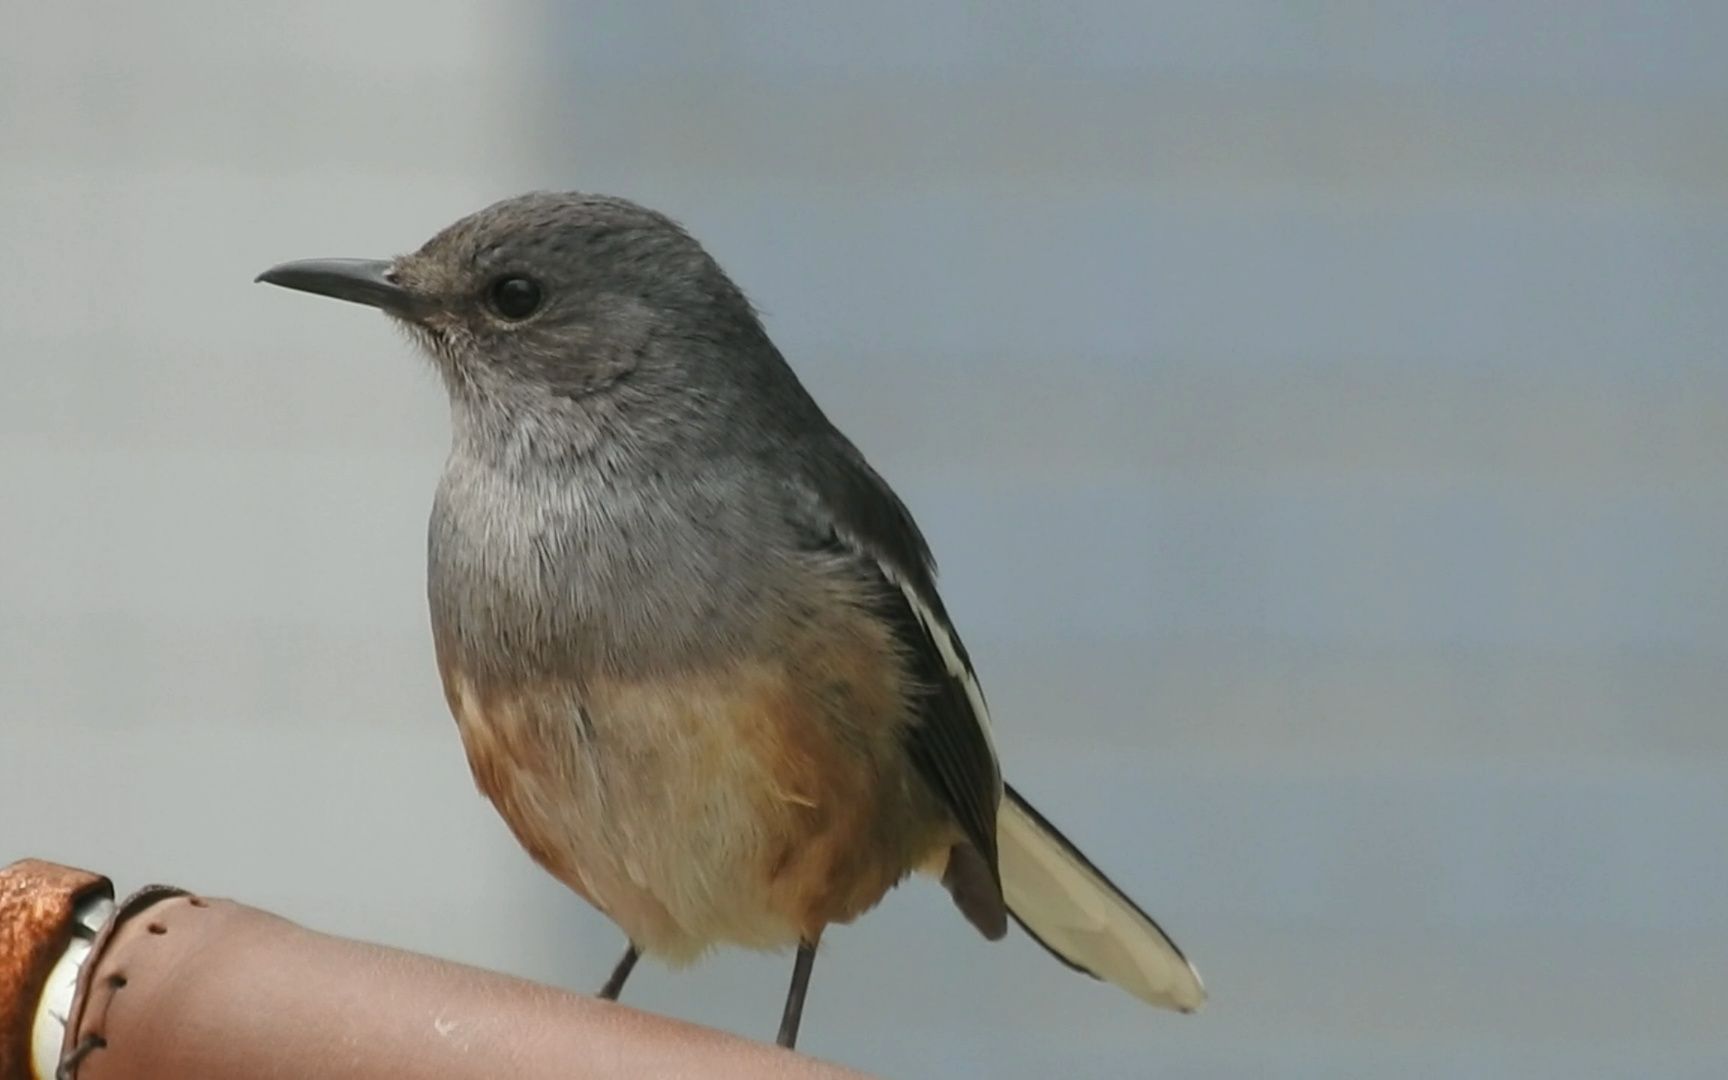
[776,939,819,1049]
[596,942,640,1001]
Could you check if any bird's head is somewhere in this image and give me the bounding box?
[257,192,765,407]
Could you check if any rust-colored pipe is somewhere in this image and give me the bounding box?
[0,859,869,1080]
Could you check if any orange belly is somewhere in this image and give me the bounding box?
[438,606,953,962]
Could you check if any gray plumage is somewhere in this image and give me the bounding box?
[256,192,1204,1045]
[419,196,926,683]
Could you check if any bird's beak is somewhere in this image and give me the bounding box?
[254,258,422,316]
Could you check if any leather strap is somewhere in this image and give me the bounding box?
[59,892,868,1079]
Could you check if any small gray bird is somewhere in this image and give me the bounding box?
[257,192,1204,1049]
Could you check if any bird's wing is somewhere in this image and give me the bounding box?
[789,438,1204,1011]
[790,440,1004,895]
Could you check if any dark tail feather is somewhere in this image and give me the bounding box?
[941,841,1008,939]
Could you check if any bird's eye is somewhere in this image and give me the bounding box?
[486,276,543,320]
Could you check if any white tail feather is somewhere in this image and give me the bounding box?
[864,545,1202,1009]
[999,789,1205,1012]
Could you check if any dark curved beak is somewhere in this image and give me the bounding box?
[254,258,420,316]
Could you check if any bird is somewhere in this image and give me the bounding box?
[256,191,1204,1049]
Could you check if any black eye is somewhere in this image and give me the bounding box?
[486,275,543,320]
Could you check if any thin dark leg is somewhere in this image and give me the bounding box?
[597,943,640,1001]
[776,940,819,1049]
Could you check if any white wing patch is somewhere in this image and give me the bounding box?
[847,534,1001,770]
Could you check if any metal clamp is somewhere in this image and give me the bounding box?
[31,890,114,1080]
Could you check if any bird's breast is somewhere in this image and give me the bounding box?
[423,452,953,956]
[427,453,786,678]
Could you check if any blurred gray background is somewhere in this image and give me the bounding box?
[4,3,1726,1077]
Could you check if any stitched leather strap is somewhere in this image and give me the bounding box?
[57,891,866,1079]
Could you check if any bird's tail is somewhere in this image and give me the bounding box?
[998,783,1206,1012]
